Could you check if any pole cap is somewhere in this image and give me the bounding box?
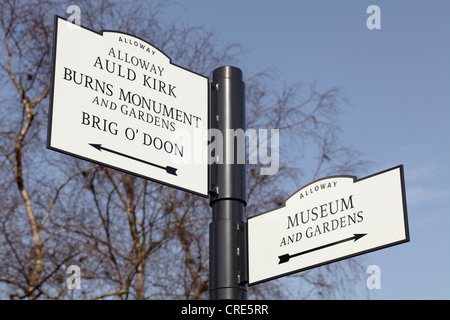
[213,66,243,80]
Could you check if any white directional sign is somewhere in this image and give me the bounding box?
[47,16,209,197]
[247,165,409,286]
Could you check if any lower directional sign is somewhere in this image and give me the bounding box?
[247,165,409,286]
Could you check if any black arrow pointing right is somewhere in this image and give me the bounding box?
[89,143,177,176]
[278,233,367,264]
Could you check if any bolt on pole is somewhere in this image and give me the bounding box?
[209,66,248,300]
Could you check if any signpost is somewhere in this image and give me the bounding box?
[48,17,410,300]
[247,165,409,286]
[47,16,209,197]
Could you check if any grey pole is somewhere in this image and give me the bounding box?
[209,66,248,300]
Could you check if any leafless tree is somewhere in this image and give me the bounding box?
[0,0,369,300]
[0,0,92,299]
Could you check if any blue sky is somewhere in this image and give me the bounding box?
[165,0,450,299]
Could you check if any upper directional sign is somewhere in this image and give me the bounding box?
[47,16,209,197]
[247,165,409,286]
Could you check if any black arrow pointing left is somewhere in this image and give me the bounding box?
[278,233,367,264]
[89,143,177,176]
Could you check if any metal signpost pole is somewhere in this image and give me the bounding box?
[209,66,248,300]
